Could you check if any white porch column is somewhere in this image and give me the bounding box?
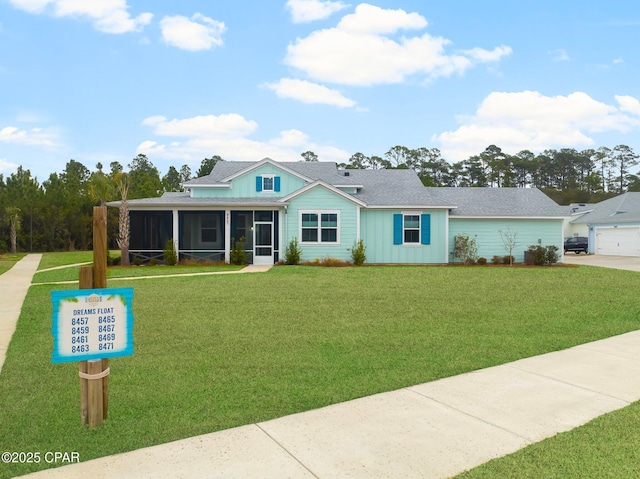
[225,209,231,263]
[172,209,179,257]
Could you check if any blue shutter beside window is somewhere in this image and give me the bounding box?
[393,214,402,245]
[256,176,262,192]
[421,214,431,245]
[274,176,281,192]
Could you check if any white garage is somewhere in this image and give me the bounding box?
[595,226,640,256]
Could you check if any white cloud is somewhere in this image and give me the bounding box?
[548,49,570,62]
[433,91,640,161]
[0,125,59,147]
[284,3,511,86]
[138,113,349,164]
[160,13,226,51]
[0,158,20,174]
[142,114,257,138]
[8,0,152,34]
[263,78,356,108]
[616,95,640,116]
[286,0,349,23]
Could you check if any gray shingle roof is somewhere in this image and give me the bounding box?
[425,187,566,217]
[183,159,452,208]
[571,192,640,224]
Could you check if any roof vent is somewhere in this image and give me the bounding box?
[344,171,350,176]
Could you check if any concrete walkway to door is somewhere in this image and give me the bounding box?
[562,253,640,272]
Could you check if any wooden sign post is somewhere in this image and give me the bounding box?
[51,206,135,428]
[80,206,109,427]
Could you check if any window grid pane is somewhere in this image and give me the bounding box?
[263,177,274,191]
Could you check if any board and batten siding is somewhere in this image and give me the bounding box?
[360,209,448,264]
[448,218,564,263]
[285,187,359,261]
[192,164,306,198]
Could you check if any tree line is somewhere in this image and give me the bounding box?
[1,144,638,253]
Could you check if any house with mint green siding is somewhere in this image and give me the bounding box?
[112,158,565,265]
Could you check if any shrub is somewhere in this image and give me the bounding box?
[527,245,546,265]
[491,255,502,265]
[351,239,366,266]
[545,245,559,264]
[133,257,142,266]
[502,255,514,265]
[477,257,487,265]
[163,239,178,266]
[284,237,302,265]
[453,234,478,265]
[302,257,352,267]
[230,236,247,265]
[149,258,158,266]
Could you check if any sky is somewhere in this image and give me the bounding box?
[1,0,639,181]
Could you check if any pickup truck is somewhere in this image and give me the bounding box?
[564,236,588,254]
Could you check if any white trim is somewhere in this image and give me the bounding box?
[224,209,231,263]
[221,157,314,183]
[444,209,450,262]
[299,209,341,245]
[184,184,231,189]
[365,205,456,210]
[401,212,421,245]
[280,180,367,207]
[261,174,275,192]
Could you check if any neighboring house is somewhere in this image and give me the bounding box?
[569,192,640,256]
[563,203,594,239]
[426,187,566,263]
[108,158,565,265]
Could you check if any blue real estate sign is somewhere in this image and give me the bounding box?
[51,288,134,364]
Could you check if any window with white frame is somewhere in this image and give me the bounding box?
[300,211,339,244]
[403,214,420,244]
[262,175,274,192]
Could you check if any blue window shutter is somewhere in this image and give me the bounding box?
[393,214,402,245]
[274,176,281,192]
[421,214,431,245]
[256,176,262,192]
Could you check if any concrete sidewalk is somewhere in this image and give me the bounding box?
[21,329,640,479]
[0,254,41,374]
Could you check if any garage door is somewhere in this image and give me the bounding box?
[596,226,640,256]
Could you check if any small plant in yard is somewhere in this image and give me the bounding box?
[476,257,487,265]
[133,257,142,266]
[351,239,366,266]
[285,237,302,265]
[230,236,247,265]
[499,227,518,266]
[163,239,178,266]
[491,255,502,265]
[453,234,478,265]
[502,255,514,265]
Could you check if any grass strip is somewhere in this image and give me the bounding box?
[456,400,640,478]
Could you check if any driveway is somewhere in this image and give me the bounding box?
[562,253,640,272]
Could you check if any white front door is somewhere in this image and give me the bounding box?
[253,221,274,265]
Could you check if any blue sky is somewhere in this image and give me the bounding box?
[1,0,639,181]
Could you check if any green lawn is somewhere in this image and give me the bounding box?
[0,253,26,275]
[36,251,95,270]
[1,265,639,477]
